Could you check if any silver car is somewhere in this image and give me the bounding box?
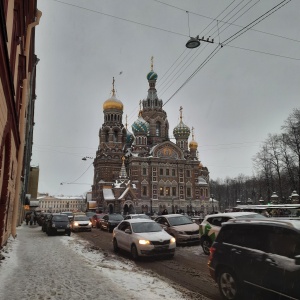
[155,214,200,244]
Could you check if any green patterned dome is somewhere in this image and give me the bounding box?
[147,71,158,81]
[173,120,190,139]
[132,113,149,135]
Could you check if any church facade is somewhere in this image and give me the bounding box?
[92,61,210,215]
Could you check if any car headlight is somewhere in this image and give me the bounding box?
[52,224,56,228]
[139,239,150,245]
[74,222,79,226]
[89,222,92,226]
[170,237,176,244]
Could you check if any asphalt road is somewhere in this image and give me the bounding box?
[76,227,222,300]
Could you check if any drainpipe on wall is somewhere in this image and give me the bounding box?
[11,9,42,237]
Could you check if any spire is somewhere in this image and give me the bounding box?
[125,114,128,129]
[111,77,115,96]
[119,156,128,179]
[191,127,194,140]
[139,100,142,116]
[180,106,183,122]
[151,56,154,71]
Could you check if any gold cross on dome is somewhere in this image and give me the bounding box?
[151,56,154,71]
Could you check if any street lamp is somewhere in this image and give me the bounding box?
[82,156,94,161]
[186,35,214,49]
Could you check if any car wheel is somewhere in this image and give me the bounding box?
[166,254,174,259]
[218,268,240,300]
[68,231,71,236]
[201,238,212,255]
[108,226,113,233]
[113,238,119,252]
[131,244,139,260]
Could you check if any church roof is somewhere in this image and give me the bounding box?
[103,188,115,200]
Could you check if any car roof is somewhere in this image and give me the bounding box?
[224,218,300,231]
[158,214,186,218]
[123,218,155,224]
[205,212,260,219]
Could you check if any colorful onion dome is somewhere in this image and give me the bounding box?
[147,71,158,81]
[147,56,158,81]
[132,111,149,135]
[173,106,190,139]
[103,77,123,111]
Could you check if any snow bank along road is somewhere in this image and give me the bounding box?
[0,224,210,300]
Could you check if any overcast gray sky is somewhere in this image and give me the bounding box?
[32,0,300,197]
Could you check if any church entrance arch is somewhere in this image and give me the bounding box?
[108,204,114,214]
[123,200,135,215]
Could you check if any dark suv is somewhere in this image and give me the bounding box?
[208,219,300,300]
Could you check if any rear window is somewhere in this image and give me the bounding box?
[109,214,124,221]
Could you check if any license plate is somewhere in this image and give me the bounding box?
[57,229,65,232]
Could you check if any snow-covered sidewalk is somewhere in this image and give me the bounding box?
[0,224,204,300]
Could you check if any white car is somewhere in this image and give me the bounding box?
[112,219,176,260]
[124,214,150,220]
[70,215,92,232]
[200,212,266,255]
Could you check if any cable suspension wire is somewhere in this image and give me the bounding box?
[222,0,291,45]
[163,0,291,106]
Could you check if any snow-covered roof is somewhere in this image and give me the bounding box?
[118,187,130,200]
[198,177,208,186]
[103,188,115,200]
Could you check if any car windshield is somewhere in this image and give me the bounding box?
[131,222,162,233]
[235,213,267,219]
[109,214,123,221]
[74,216,89,221]
[168,216,193,226]
[53,215,69,221]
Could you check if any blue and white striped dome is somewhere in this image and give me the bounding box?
[132,112,149,135]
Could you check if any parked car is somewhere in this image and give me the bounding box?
[70,214,92,232]
[91,213,105,228]
[155,214,200,244]
[124,214,151,220]
[46,213,71,236]
[200,212,266,255]
[99,214,124,232]
[113,219,176,260]
[208,219,300,300]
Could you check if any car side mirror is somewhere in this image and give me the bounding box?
[295,255,300,265]
[125,229,132,234]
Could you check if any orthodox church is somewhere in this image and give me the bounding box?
[92,59,210,214]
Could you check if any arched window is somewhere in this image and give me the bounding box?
[105,131,109,142]
[114,130,118,142]
[156,122,161,137]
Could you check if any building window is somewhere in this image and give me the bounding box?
[160,169,163,176]
[187,188,191,197]
[200,189,203,196]
[142,186,147,196]
[166,187,170,196]
[172,187,176,196]
[160,187,164,196]
[143,168,147,175]
[166,169,169,176]
[172,169,175,176]
[105,132,109,142]
[156,122,161,137]
[186,170,191,177]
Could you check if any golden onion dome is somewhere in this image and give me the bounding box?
[103,95,123,111]
[103,77,124,111]
[189,139,198,150]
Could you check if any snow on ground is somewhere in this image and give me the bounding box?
[0,224,205,300]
